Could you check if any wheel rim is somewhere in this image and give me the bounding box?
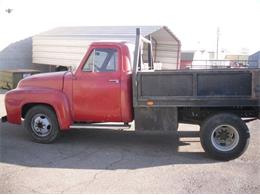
[211,124,239,152]
[31,114,52,137]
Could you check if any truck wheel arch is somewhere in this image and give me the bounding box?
[22,103,54,118]
[21,102,72,130]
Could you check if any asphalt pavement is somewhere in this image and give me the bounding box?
[0,92,259,193]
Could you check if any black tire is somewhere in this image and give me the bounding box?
[24,105,60,143]
[200,113,250,161]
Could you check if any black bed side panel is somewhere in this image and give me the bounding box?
[197,73,251,96]
[141,74,193,96]
[139,71,253,98]
[254,71,260,97]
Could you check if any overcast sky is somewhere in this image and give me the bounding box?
[0,0,259,54]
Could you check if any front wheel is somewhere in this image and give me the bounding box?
[24,105,60,143]
[200,113,250,161]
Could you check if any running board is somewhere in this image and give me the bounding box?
[69,123,131,130]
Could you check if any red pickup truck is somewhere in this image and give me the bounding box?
[2,29,260,160]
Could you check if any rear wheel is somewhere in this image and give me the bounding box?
[200,113,250,160]
[24,105,60,143]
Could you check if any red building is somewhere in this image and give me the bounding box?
[180,51,195,69]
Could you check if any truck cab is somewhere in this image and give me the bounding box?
[69,42,133,123]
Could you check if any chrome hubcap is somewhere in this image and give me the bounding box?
[31,114,52,137]
[211,125,239,152]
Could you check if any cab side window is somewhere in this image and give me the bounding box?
[83,48,118,72]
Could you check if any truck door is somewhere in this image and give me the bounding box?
[73,46,122,122]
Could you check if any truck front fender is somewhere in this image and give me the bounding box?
[5,87,72,129]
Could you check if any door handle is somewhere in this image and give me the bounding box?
[108,79,120,84]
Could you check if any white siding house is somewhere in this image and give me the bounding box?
[33,26,181,70]
[0,37,52,72]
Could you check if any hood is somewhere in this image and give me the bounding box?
[18,71,68,90]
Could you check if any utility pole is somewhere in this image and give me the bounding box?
[216,27,220,60]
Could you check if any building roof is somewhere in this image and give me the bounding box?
[249,51,260,56]
[35,26,181,44]
[39,26,161,36]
